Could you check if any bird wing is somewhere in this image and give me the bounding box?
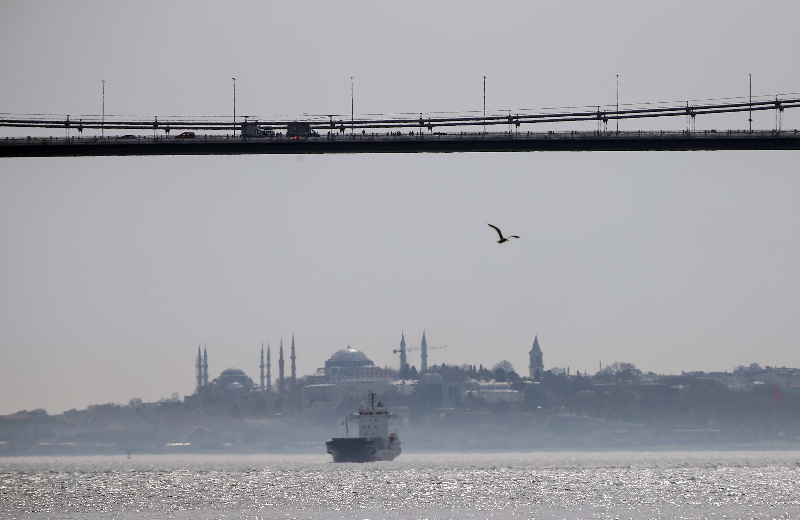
[508,235,520,239]
[487,223,504,239]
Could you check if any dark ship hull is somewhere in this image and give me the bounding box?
[326,437,399,463]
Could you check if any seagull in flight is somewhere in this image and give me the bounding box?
[487,223,519,244]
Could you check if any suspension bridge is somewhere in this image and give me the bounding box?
[2,94,799,157]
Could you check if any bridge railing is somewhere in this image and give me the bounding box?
[3,129,798,147]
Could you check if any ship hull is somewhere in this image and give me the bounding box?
[326,437,400,463]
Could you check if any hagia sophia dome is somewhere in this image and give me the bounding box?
[321,345,378,382]
[325,346,375,368]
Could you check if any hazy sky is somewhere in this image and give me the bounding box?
[1,1,799,415]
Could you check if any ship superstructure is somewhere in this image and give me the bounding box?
[326,392,401,462]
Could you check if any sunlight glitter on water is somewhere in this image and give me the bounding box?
[1,451,799,520]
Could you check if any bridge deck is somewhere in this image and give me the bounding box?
[2,130,799,157]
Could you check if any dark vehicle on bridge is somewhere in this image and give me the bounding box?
[241,122,275,137]
[287,122,319,139]
[175,132,195,139]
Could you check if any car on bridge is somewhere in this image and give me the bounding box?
[175,132,195,139]
[241,122,275,137]
[287,122,319,139]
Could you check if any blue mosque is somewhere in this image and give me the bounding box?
[192,337,296,397]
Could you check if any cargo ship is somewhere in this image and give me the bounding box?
[326,392,401,462]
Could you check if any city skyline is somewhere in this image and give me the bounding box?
[176,335,797,401]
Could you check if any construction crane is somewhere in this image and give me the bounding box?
[393,341,448,379]
[393,345,447,354]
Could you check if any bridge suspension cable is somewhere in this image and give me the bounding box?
[1,94,798,133]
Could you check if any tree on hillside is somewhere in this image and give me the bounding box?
[476,365,494,381]
[428,363,469,382]
[492,360,515,373]
[595,362,642,383]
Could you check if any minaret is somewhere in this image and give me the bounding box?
[266,343,272,393]
[260,343,265,390]
[202,345,208,387]
[399,333,408,380]
[290,335,297,390]
[278,339,285,396]
[196,345,203,393]
[529,335,544,381]
[420,331,428,376]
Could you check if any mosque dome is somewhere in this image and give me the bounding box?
[419,373,444,384]
[325,346,375,368]
[215,367,254,392]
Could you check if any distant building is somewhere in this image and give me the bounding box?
[476,380,523,403]
[415,372,444,410]
[528,336,544,380]
[290,335,297,390]
[303,375,394,402]
[266,343,271,392]
[213,368,255,397]
[195,345,209,393]
[278,340,285,395]
[398,334,408,379]
[303,345,394,401]
[414,374,502,409]
[259,344,265,390]
[395,380,416,396]
[189,345,272,401]
[420,331,428,375]
[322,345,378,382]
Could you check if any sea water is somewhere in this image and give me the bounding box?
[1,451,799,519]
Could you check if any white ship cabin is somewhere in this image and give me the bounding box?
[348,396,397,447]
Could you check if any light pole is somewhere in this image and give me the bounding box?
[232,77,236,137]
[101,80,105,138]
[616,75,619,133]
[351,77,354,135]
[483,76,486,135]
[749,73,752,132]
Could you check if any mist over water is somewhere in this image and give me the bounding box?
[2,451,799,519]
